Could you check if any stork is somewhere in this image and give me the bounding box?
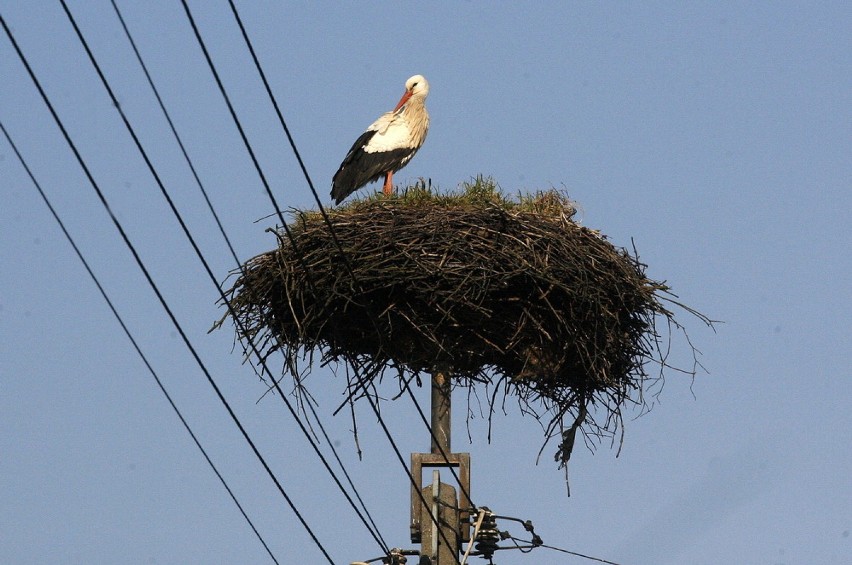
[331,74,430,204]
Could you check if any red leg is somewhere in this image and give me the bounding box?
[383,171,394,196]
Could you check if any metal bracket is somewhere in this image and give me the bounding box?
[410,451,471,544]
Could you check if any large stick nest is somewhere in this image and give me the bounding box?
[219,178,711,467]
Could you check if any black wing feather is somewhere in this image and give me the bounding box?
[331,130,416,204]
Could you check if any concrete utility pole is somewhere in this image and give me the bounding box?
[410,371,472,564]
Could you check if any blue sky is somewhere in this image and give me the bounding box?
[1,2,850,564]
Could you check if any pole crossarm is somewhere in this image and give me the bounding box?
[410,451,471,544]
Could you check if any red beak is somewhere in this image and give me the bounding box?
[393,89,412,112]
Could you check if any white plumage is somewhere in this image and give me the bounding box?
[361,112,419,154]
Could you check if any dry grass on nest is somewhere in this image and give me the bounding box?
[217,177,712,467]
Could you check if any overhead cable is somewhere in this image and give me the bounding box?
[2,10,336,564]
[221,4,463,560]
[0,119,280,565]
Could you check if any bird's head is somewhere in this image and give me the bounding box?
[394,74,429,111]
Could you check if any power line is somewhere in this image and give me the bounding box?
[62,0,395,551]
[173,0,325,304]
[107,7,380,532]
[73,0,390,555]
[176,0,290,229]
[112,0,469,556]
[223,0,374,303]
[302,394,389,549]
[78,0,390,554]
[222,5,464,560]
[1,10,336,564]
[0,119,280,565]
[491,512,624,565]
[108,0,261,381]
[108,0,240,268]
[181,0,455,555]
[224,0,330,225]
[5,8,622,565]
[97,1,392,553]
[529,541,624,565]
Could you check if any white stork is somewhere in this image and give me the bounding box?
[331,74,430,204]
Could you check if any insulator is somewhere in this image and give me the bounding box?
[383,548,407,565]
[474,511,500,560]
